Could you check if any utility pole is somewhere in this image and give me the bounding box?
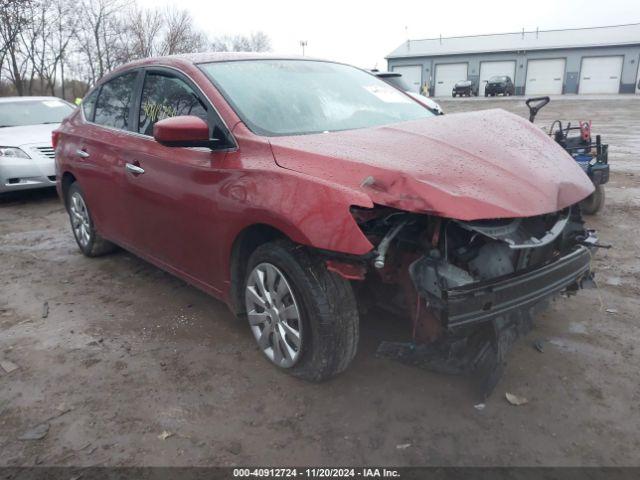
[299,40,308,56]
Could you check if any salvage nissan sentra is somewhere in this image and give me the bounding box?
[54,53,596,389]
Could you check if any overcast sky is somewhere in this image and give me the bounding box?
[139,0,638,69]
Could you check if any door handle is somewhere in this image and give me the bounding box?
[76,149,90,158]
[125,163,145,175]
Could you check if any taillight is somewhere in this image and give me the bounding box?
[51,130,60,149]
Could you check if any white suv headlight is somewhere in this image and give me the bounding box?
[0,146,30,159]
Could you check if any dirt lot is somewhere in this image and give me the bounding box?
[1,96,639,467]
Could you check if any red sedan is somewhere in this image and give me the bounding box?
[54,53,595,388]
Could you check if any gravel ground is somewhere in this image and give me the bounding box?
[1,96,639,467]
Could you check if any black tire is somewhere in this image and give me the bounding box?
[452,93,456,98]
[485,92,489,97]
[66,182,116,257]
[245,240,359,381]
[580,184,605,215]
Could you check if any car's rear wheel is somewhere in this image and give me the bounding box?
[67,182,116,257]
[244,240,359,381]
[580,184,605,215]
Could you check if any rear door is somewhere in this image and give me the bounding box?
[123,68,232,289]
[73,70,141,244]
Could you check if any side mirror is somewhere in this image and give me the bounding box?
[153,115,213,148]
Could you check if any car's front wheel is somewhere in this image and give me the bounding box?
[67,182,116,257]
[244,240,359,381]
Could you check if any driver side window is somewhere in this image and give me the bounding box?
[138,72,208,136]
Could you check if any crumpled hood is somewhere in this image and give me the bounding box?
[269,109,594,220]
[0,123,59,147]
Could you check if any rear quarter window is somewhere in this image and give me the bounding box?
[94,71,138,130]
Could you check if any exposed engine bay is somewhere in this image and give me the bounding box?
[343,204,597,397]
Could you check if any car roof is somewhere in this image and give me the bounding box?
[0,96,63,103]
[120,52,321,69]
[103,52,337,84]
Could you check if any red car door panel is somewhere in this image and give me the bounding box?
[123,144,230,292]
[71,71,140,245]
[122,70,231,292]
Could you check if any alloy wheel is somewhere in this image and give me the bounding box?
[69,192,91,248]
[245,262,303,368]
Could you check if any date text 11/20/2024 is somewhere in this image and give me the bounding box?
[233,468,401,478]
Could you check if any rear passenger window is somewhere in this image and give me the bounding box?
[82,88,99,122]
[138,73,208,136]
[94,72,137,130]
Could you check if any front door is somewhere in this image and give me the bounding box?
[123,69,230,292]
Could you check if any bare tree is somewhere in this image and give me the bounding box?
[127,7,163,59]
[210,31,272,53]
[0,0,34,95]
[74,0,130,87]
[248,31,271,52]
[48,0,78,98]
[161,7,207,55]
[0,0,273,98]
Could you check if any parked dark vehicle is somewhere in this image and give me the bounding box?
[452,80,475,97]
[484,75,515,96]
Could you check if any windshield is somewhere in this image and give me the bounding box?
[0,99,73,127]
[489,76,508,83]
[200,60,434,136]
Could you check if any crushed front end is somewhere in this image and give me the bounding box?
[348,205,597,397]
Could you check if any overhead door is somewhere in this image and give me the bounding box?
[392,65,422,93]
[479,61,516,96]
[578,56,623,94]
[435,63,468,97]
[525,59,565,95]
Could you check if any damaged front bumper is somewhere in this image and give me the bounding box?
[410,245,592,330]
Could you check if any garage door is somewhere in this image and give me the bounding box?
[525,59,565,95]
[578,56,623,94]
[392,65,422,93]
[479,61,516,96]
[435,63,467,97]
